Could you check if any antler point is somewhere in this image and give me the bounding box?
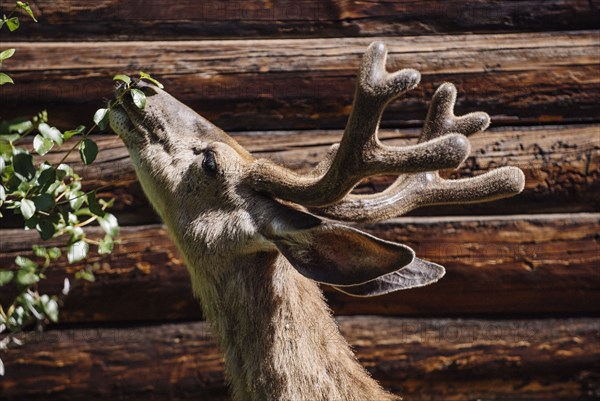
[447,133,471,165]
[369,41,386,53]
[504,166,526,194]
[434,82,458,105]
[437,82,456,92]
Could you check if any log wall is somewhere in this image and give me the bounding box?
[1,1,599,400]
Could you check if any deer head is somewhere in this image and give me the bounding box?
[109,42,525,400]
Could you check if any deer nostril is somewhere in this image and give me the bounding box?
[202,150,218,175]
[136,84,157,97]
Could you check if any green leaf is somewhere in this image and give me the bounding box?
[32,245,47,258]
[15,256,37,270]
[35,110,49,123]
[20,198,36,219]
[113,74,131,86]
[48,247,61,260]
[33,193,54,211]
[79,138,98,165]
[75,269,95,282]
[21,292,35,307]
[1,133,20,143]
[16,269,39,286]
[98,234,114,255]
[139,71,164,88]
[87,190,105,217]
[6,17,19,31]
[67,240,89,264]
[0,72,13,85]
[0,270,14,286]
[93,108,109,130]
[16,1,37,22]
[5,119,33,134]
[48,210,60,224]
[69,191,85,211]
[1,140,13,155]
[12,152,35,180]
[42,297,59,322]
[98,213,119,237]
[0,48,15,61]
[24,215,39,229]
[38,123,63,145]
[36,219,55,240]
[37,167,56,192]
[63,125,85,141]
[130,88,146,109]
[62,277,70,295]
[56,163,74,178]
[6,174,21,191]
[33,134,54,155]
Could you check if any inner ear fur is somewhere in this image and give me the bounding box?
[332,257,446,297]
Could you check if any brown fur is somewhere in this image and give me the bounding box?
[109,41,524,401]
[110,99,398,399]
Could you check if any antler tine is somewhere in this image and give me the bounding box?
[311,83,525,222]
[247,42,471,207]
[421,83,490,142]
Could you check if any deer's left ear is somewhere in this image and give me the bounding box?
[263,207,414,286]
[332,257,446,297]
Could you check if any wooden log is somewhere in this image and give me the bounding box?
[1,317,598,400]
[2,124,596,227]
[1,32,598,130]
[1,214,598,322]
[1,0,598,41]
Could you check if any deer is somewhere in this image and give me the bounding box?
[109,42,525,401]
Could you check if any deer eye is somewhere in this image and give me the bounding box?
[202,150,218,175]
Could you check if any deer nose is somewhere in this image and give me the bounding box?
[114,79,155,97]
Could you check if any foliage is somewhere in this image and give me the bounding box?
[0,2,163,376]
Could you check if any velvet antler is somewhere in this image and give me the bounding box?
[247,42,472,207]
[247,42,525,222]
[311,83,525,222]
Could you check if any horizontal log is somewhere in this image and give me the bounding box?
[1,214,598,322]
[2,124,596,227]
[1,32,598,130]
[1,0,598,41]
[1,317,598,400]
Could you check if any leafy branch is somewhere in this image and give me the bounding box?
[0,1,37,85]
[0,1,164,376]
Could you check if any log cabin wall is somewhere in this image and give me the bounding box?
[1,1,599,400]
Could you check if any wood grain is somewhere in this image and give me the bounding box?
[1,124,595,227]
[1,31,598,130]
[1,4,598,400]
[1,317,598,400]
[1,0,598,41]
[1,214,598,322]
[0,0,600,41]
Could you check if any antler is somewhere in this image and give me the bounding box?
[247,42,471,207]
[247,42,525,218]
[311,83,525,222]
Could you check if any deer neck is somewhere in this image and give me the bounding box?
[183,250,396,401]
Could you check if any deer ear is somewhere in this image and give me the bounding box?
[332,258,445,297]
[263,207,414,286]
